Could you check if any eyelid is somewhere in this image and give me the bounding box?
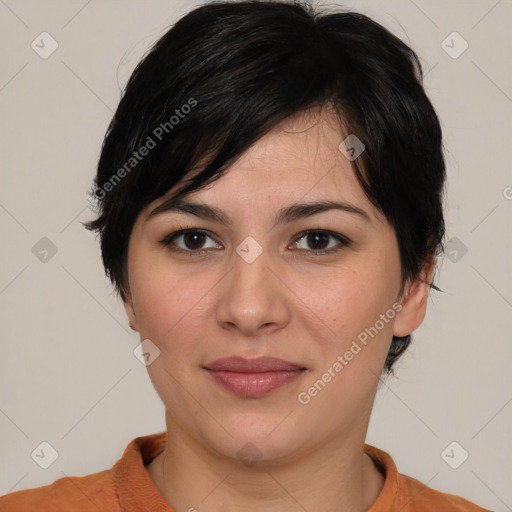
[291,229,351,253]
[160,228,221,252]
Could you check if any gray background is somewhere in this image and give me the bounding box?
[1,0,511,510]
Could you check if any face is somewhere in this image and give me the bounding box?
[124,107,431,464]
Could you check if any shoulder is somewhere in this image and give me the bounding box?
[364,444,492,512]
[0,469,117,512]
[399,472,492,511]
[0,432,166,512]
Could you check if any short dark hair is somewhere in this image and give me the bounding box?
[85,0,446,372]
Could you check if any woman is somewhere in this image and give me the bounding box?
[0,1,491,510]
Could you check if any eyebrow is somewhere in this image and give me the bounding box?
[147,198,371,225]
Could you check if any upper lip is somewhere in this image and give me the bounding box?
[204,356,305,373]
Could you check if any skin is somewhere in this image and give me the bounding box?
[124,107,434,512]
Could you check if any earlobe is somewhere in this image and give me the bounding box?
[123,291,139,332]
[393,258,436,338]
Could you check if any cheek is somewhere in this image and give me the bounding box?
[131,270,205,341]
[294,269,398,421]
[129,263,215,406]
[302,262,400,344]
[128,249,225,375]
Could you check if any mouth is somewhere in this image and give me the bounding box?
[203,356,307,398]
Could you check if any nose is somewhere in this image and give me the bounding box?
[215,243,291,338]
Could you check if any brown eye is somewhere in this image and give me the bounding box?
[161,229,222,253]
[182,232,207,250]
[306,232,330,250]
[293,230,350,253]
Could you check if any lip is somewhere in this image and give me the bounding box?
[204,356,306,398]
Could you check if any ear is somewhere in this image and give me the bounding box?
[393,258,436,338]
[123,289,139,332]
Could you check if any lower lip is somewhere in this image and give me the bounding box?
[206,369,304,398]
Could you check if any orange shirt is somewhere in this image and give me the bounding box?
[0,432,490,511]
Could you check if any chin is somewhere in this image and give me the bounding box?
[196,412,311,467]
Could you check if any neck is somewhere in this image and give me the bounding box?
[147,413,384,512]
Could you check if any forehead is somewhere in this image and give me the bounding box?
[143,107,385,226]
[237,107,346,172]
[192,109,379,215]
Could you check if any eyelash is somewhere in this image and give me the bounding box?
[159,226,351,256]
